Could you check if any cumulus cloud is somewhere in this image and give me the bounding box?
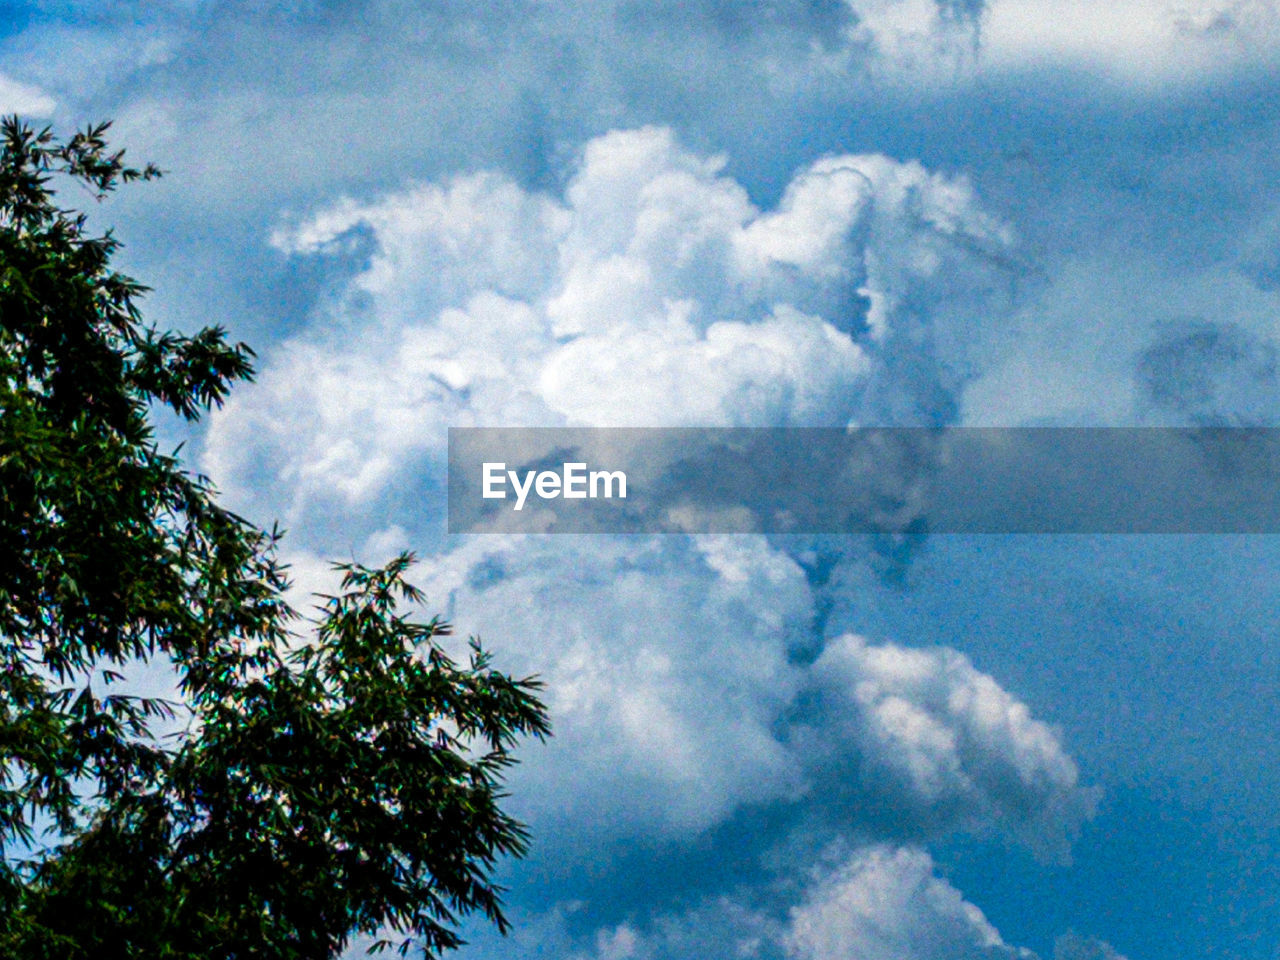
[451,843,1124,960]
[797,634,1097,854]
[327,533,1095,858]
[202,125,1091,955]
[448,846,1029,960]
[195,127,1091,855]
[383,533,814,838]
[785,845,1032,960]
[205,126,1012,519]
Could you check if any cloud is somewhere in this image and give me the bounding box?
[268,532,1096,870]
[784,845,1033,960]
[797,633,1097,855]
[0,72,55,115]
[840,0,1280,88]
[199,124,1091,953]
[1136,319,1280,425]
[435,892,783,960]
[204,126,1013,523]
[978,0,1280,84]
[446,841,1127,960]
[837,0,984,82]
[342,533,1096,860]
[567,898,781,960]
[444,846,1022,960]
[6,0,1274,177]
[197,126,1088,857]
[959,244,1280,427]
[1,19,180,112]
[378,533,815,839]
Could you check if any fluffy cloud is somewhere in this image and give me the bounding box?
[785,845,1032,960]
[199,127,1090,854]
[448,843,1126,960]
[343,534,1096,857]
[400,533,814,838]
[799,634,1097,855]
[203,125,1091,955]
[205,126,1012,518]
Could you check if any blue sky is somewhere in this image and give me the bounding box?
[4,2,1280,957]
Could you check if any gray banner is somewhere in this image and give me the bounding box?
[447,428,1280,534]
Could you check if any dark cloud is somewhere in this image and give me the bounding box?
[1136,320,1280,425]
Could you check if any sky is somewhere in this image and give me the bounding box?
[3,1,1280,957]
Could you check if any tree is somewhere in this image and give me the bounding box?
[0,115,549,958]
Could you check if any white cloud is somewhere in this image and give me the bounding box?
[445,893,782,960]
[397,533,815,838]
[0,73,55,115]
[198,127,1086,854]
[448,842,1125,960]
[326,533,1097,856]
[198,128,1093,960]
[567,900,781,960]
[800,634,1097,855]
[836,0,1280,88]
[980,0,1280,84]
[785,845,1034,960]
[204,126,1012,518]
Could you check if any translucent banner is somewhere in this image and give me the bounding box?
[447,428,1280,534]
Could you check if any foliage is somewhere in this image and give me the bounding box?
[0,115,548,958]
